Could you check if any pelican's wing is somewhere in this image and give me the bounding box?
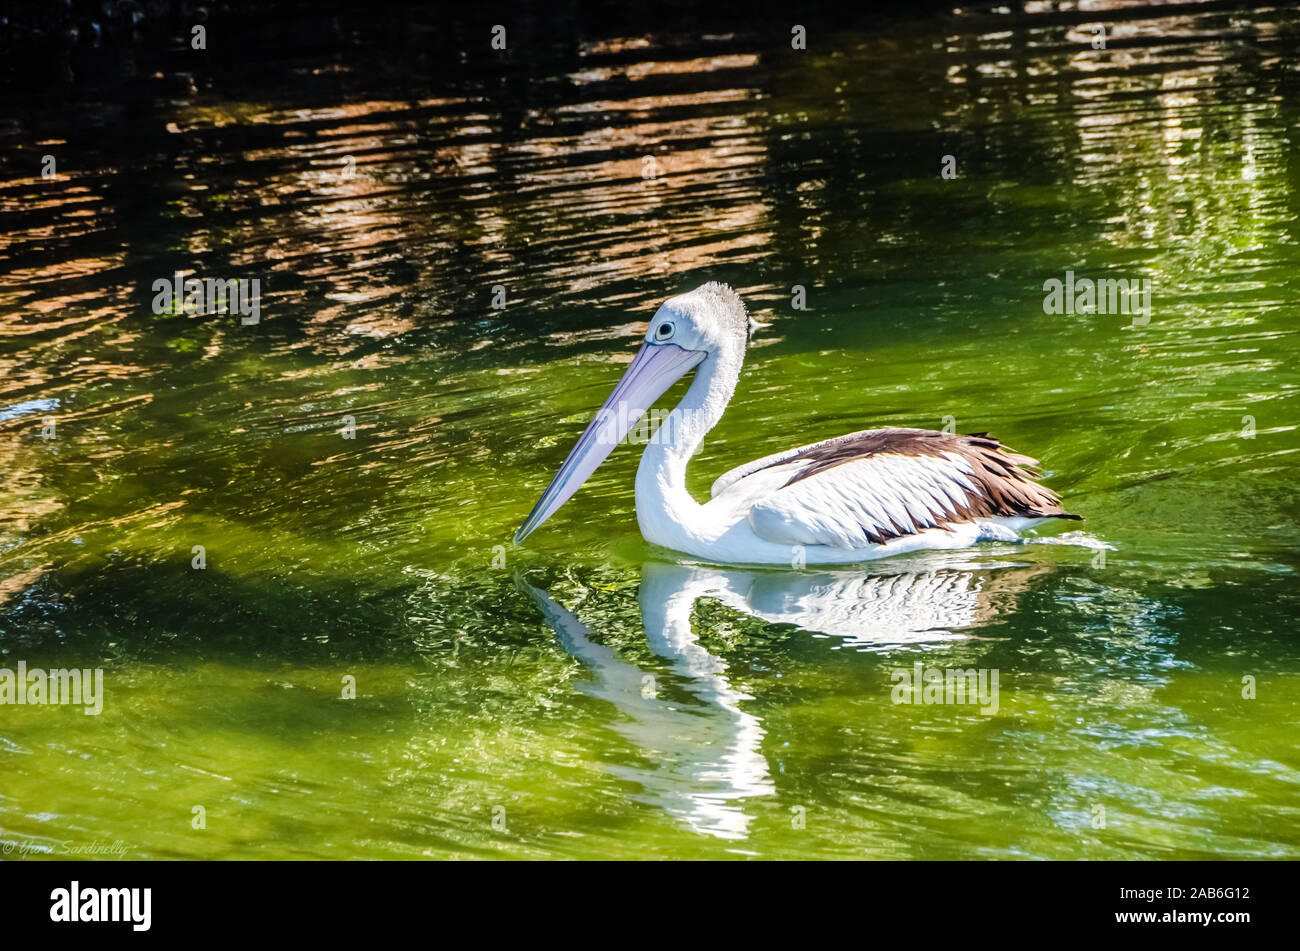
[723,428,1078,550]
[710,434,853,499]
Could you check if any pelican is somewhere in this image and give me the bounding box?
[515,282,1079,565]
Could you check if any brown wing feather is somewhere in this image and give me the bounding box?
[764,427,1079,526]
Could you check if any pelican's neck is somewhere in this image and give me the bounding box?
[635,349,740,547]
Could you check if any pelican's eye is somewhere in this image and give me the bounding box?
[655,321,675,340]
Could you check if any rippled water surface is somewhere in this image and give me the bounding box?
[2,1,1299,858]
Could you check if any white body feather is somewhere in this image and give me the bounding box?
[635,355,1050,565]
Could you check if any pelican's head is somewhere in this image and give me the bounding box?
[645,281,749,366]
[514,282,748,545]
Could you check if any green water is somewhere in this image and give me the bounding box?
[2,2,1299,859]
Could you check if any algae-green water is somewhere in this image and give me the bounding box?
[1,3,1298,859]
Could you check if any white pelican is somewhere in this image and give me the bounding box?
[515,282,1079,565]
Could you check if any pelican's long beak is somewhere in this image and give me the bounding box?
[514,342,705,544]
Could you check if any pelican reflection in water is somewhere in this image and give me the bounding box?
[518,556,1049,840]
